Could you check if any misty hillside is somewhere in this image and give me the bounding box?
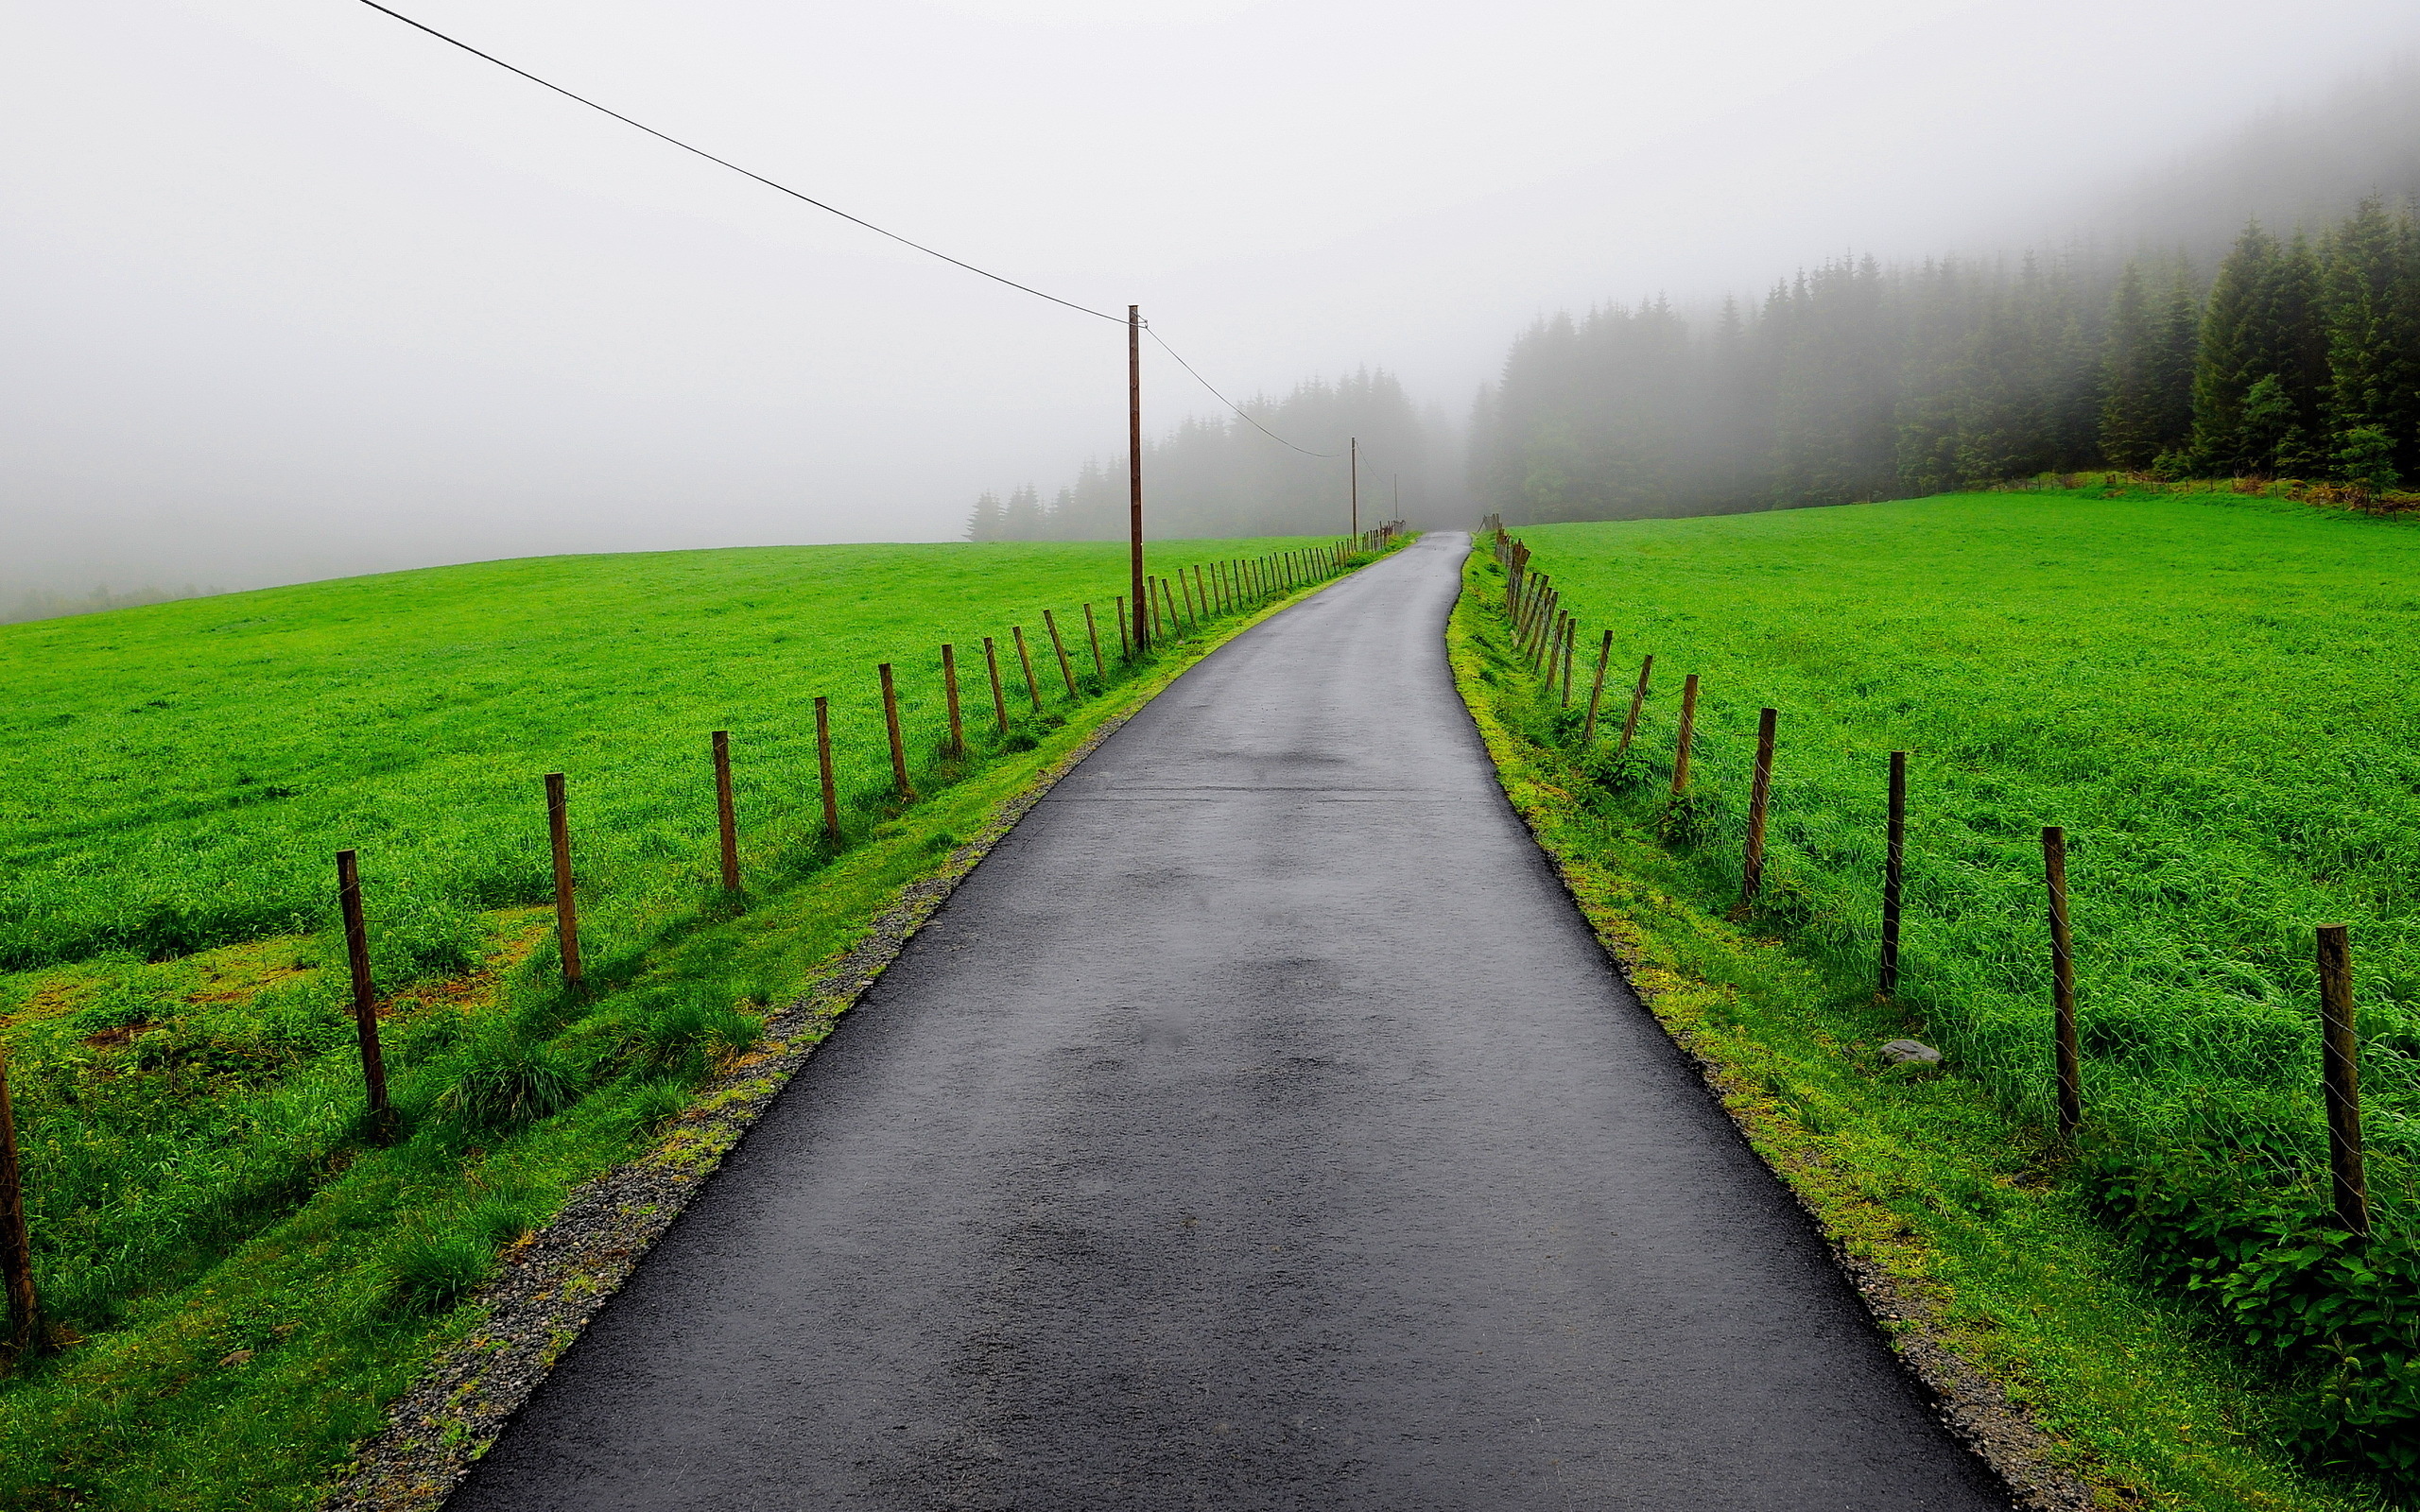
[1470,65,2420,524]
[975,63,2420,541]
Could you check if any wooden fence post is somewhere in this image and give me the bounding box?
[1581,630,1614,746]
[1011,627,1043,712]
[1178,569,1201,627]
[1193,565,1211,619]
[1880,752,1906,999]
[2316,924,2371,1238]
[0,1052,36,1358]
[814,697,841,843]
[1043,610,1078,697]
[1114,599,1130,661]
[878,663,914,799]
[1082,604,1106,682]
[941,644,966,758]
[544,772,581,988]
[334,849,394,1133]
[1542,610,1564,693]
[1669,674,1699,793]
[1617,655,1653,754]
[1739,708,1777,907]
[1561,618,1577,706]
[2043,826,2081,1138]
[710,730,742,894]
[1147,579,1166,642]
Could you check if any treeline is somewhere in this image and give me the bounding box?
[970,369,1443,541]
[1471,197,2420,522]
[4,583,220,627]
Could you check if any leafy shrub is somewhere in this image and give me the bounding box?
[438,1037,581,1133]
[2091,1158,2420,1496]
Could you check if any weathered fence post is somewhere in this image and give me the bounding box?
[814,696,841,843]
[1082,604,1106,682]
[1114,598,1131,661]
[1011,627,1043,712]
[878,663,914,800]
[2316,924,2371,1238]
[1582,630,1614,746]
[1617,655,1653,754]
[1669,674,1699,793]
[0,1051,36,1358]
[1561,618,1577,706]
[1880,751,1906,999]
[1043,610,1078,697]
[710,730,742,893]
[941,644,966,758]
[1739,708,1777,908]
[1178,569,1201,627]
[1542,610,1565,693]
[544,772,582,988]
[334,849,394,1133]
[2043,826,2081,1138]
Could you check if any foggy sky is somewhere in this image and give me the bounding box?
[9,0,2419,595]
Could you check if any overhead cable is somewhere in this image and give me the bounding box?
[1144,326,1340,458]
[352,0,1123,323]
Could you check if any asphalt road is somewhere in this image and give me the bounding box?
[450,531,2008,1511]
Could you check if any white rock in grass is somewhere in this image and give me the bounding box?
[1880,1040,1942,1065]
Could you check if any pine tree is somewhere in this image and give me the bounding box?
[2322,197,2419,484]
[2147,266,2201,465]
[2188,221,2277,472]
[1000,484,1043,540]
[2100,263,2160,467]
[965,491,1004,541]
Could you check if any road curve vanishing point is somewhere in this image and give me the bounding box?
[449,531,2008,1511]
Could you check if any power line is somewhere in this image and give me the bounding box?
[1143,326,1340,458]
[352,0,1122,323]
[352,3,1348,467]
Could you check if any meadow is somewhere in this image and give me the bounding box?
[0,532,1359,1507]
[1481,485,2420,1496]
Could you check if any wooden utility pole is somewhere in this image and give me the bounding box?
[1349,438,1359,538]
[1129,305,1147,655]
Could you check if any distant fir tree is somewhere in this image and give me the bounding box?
[2100,264,2162,466]
[2188,222,2277,472]
[965,490,1004,541]
[2321,196,2420,485]
[2146,266,2201,465]
[1000,484,1044,539]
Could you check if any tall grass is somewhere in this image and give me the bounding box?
[1507,488,2420,1218]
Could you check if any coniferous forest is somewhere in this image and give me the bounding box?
[967,369,1443,541]
[1469,198,2420,524]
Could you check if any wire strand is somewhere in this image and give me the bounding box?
[352,0,1123,323]
[1143,327,1340,458]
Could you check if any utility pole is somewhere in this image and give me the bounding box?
[1349,437,1358,537]
[1128,304,1147,654]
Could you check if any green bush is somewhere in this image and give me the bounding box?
[381,1228,492,1315]
[437,1038,581,1134]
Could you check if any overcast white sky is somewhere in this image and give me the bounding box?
[7,0,2418,592]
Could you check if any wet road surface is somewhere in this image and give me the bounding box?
[450,531,2007,1510]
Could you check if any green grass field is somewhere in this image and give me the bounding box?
[0,533,1357,1508]
[1481,485,2420,1500]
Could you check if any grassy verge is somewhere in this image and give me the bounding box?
[1450,536,2389,1511]
[0,535,1383,1509]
